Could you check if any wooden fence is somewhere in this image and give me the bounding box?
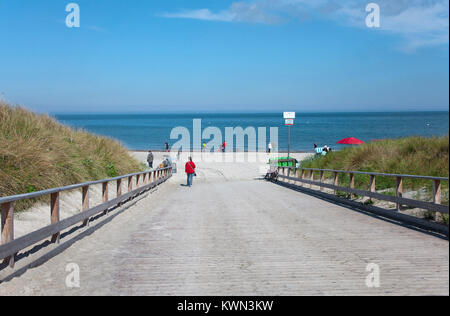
[0,166,172,268]
[275,166,449,218]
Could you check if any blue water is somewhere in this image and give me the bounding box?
[54,112,449,151]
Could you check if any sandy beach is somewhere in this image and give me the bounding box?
[131,151,312,182]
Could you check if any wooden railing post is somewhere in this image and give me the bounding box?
[294,168,299,185]
[128,176,133,192]
[50,192,60,243]
[333,172,338,195]
[369,175,376,202]
[136,174,140,188]
[434,179,442,222]
[320,171,324,192]
[103,181,109,215]
[1,202,15,267]
[301,169,305,187]
[395,177,403,211]
[309,170,314,189]
[82,185,90,226]
[117,179,122,197]
[349,173,355,199]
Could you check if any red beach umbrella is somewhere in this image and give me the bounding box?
[336,137,364,145]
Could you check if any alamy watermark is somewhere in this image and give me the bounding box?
[169,119,279,163]
[365,263,380,288]
[65,262,80,288]
[65,3,80,28]
[365,3,380,28]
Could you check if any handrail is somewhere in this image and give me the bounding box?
[273,166,449,220]
[0,167,172,204]
[298,167,449,181]
[0,166,173,268]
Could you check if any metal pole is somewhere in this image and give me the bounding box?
[288,125,290,158]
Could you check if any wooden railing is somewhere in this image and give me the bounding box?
[0,166,172,268]
[275,166,449,218]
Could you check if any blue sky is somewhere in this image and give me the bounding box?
[0,0,448,113]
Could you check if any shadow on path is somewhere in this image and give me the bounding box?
[268,179,449,240]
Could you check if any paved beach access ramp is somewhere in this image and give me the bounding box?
[0,152,448,296]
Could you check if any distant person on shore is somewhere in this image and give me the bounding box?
[177,148,182,161]
[147,150,154,168]
[165,142,170,152]
[268,142,272,153]
[202,141,207,152]
[185,157,196,187]
[314,143,322,156]
[222,141,227,152]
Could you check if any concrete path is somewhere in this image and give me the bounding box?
[0,158,448,295]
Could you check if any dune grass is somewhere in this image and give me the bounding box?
[0,102,144,211]
[300,136,449,207]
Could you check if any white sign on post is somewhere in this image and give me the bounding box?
[283,112,296,119]
[285,119,294,126]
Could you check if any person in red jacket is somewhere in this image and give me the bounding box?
[185,157,196,187]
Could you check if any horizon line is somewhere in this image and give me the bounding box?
[50,110,450,115]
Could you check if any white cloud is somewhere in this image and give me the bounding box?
[159,0,449,51]
[159,2,282,24]
[160,9,235,22]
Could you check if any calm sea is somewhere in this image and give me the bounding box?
[54,112,449,152]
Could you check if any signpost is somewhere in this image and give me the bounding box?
[283,112,295,158]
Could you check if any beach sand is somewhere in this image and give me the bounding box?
[131,151,312,182]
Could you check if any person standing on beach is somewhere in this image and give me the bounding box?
[165,142,170,152]
[268,142,272,153]
[147,150,154,169]
[202,141,207,152]
[185,157,196,187]
[222,141,227,152]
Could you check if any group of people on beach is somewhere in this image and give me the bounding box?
[201,141,227,152]
[314,143,332,156]
[147,149,197,187]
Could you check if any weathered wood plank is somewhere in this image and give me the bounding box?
[0,167,173,204]
[1,202,14,267]
[278,175,449,214]
[396,177,403,211]
[50,192,60,243]
[82,185,90,226]
[0,172,172,261]
[434,180,442,222]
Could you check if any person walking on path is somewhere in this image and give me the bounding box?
[202,142,207,152]
[222,141,227,152]
[185,157,196,187]
[147,150,154,169]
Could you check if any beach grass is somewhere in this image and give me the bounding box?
[300,136,449,208]
[0,102,143,211]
